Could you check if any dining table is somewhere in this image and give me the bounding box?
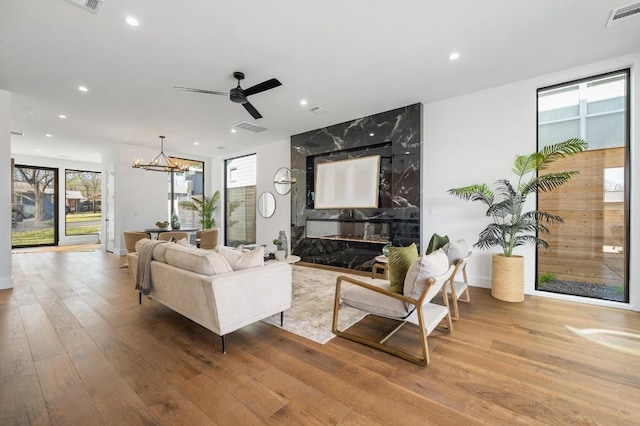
[143,227,199,240]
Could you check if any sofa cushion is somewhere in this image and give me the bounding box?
[403,249,450,300]
[387,243,419,294]
[165,243,232,276]
[342,279,409,318]
[443,239,469,265]
[218,245,264,270]
[136,239,172,263]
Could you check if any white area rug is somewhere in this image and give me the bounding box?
[262,265,368,344]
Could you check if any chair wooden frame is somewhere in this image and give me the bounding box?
[446,253,472,321]
[332,264,457,366]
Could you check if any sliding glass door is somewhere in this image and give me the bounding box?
[536,70,629,302]
[12,164,58,247]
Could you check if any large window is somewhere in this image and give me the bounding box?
[65,169,101,236]
[12,164,58,247]
[225,154,257,246]
[169,158,204,228]
[536,70,629,302]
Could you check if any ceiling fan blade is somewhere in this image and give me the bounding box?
[243,101,263,119]
[173,86,229,96]
[243,78,282,97]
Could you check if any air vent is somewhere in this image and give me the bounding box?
[606,2,640,27]
[309,105,328,115]
[63,0,104,14]
[233,121,268,133]
[10,131,24,136]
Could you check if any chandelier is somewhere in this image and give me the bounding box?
[132,136,188,173]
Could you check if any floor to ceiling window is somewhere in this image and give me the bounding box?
[536,69,629,302]
[12,164,58,247]
[225,154,257,246]
[168,158,204,229]
[65,169,101,237]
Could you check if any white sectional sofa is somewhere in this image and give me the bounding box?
[128,241,292,353]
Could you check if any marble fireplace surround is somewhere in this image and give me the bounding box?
[290,103,422,272]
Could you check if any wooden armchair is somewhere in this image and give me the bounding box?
[332,256,458,366]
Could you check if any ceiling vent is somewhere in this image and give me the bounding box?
[308,105,328,115]
[63,0,104,14]
[10,131,24,136]
[233,121,268,133]
[606,2,640,26]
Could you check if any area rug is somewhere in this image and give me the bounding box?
[262,265,369,344]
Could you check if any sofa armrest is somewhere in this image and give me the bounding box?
[210,263,292,335]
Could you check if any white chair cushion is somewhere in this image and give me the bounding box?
[443,239,469,265]
[217,245,264,270]
[403,249,450,300]
[341,278,409,318]
[165,243,232,276]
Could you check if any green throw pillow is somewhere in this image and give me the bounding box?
[425,233,449,255]
[387,243,419,293]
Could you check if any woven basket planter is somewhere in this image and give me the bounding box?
[491,254,524,302]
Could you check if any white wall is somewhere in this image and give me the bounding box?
[12,154,102,246]
[423,52,639,311]
[210,138,291,252]
[0,90,12,289]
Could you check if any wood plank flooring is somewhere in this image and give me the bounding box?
[1,248,639,425]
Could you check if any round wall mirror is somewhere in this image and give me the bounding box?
[258,192,276,218]
[273,167,295,195]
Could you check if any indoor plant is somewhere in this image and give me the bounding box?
[273,238,286,260]
[448,138,586,302]
[178,190,220,229]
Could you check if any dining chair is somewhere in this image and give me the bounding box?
[332,249,458,366]
[158,231,189,242]
[198,228,219,250]
[121,231,151,268]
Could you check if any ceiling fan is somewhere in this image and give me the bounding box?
[173,71,282,119]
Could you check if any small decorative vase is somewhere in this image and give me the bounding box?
[275,250,286,261]
[171,213,180,229]
[382,241,393,257]
[278,230,288,257]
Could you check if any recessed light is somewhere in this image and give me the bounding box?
[35,149,41,152]
[58,114,67,119]
[449,52,460,61]
[78,85,88,92]
[369,132,374,137]
[193,142,199,146]
[300,99,308,106]
[231,129,237,133]
[125,16,139,26]
[45,134,52,138]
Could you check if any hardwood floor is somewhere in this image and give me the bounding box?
[2,249,639,425]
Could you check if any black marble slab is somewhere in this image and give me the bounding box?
[290,103,422,271]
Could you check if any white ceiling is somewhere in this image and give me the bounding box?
[1,0,639,163]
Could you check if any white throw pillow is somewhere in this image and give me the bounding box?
[165,244,233,275]
[443,239,469,265]
[217,245,264,270]
[403,249,450,300]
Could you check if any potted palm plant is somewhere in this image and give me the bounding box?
[448,138,586,302]
[178,191,220,229]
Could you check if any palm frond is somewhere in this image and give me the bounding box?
[537,138,587,170]
[448,184,494,206]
